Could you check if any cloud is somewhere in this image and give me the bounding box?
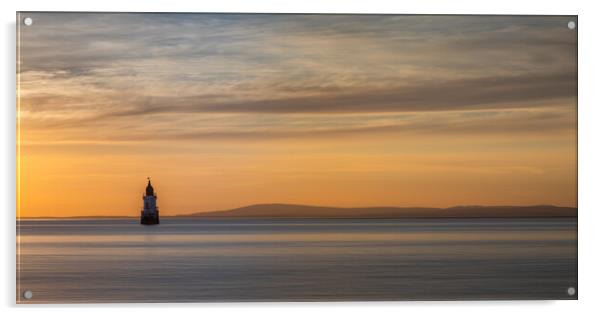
[17,13,577,143]
[20,106,575,145]
[96,71,574,117]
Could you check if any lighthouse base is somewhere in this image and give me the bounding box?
[140,212,160,225]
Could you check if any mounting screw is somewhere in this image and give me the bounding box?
[567,21,576,30]
[567,286,576,296]
[22,290,33,300]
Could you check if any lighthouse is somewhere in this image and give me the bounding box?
[140,178,160,225]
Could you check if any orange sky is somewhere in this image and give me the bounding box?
[17,14,577,217]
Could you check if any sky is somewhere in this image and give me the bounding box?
[17,13,577,217]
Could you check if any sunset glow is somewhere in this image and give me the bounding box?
[17,14,577,217]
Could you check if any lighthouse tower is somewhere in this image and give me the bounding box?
[140,178,160,225]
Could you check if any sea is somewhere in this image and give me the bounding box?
[16,217,577,303]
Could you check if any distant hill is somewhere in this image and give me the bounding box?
[184,203,577,218]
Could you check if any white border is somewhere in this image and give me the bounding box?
[2,0,601,315]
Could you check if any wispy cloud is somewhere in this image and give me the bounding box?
[19,13,577,140]
[98,71,575,116]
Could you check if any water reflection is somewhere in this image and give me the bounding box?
[17,218,577,303]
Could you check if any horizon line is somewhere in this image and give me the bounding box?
[16,202,578,219]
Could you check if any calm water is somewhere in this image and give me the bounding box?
[17,218,577,303]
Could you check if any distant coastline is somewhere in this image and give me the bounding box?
[19,203,577,219]
[183,204,577,219]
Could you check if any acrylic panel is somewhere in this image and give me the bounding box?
[16,12,578,303]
